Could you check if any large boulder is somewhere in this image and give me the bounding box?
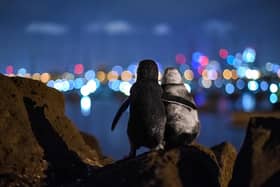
[230,117,280,187]
[85,143,237,187]
[0,74,108,186]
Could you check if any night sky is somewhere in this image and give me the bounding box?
[0,0,280,72]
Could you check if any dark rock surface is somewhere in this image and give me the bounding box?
[0,74,109,186]
[85,143,237,187]
[230,117,280,187]
[1,74,280,187]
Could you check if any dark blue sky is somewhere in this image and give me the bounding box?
[0,0,279,72]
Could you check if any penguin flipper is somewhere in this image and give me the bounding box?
[111,97,131,131]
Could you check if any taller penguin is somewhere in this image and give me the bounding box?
[111,59,166,157]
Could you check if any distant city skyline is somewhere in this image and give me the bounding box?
[0,0,279,73]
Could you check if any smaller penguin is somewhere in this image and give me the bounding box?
[161,67,200,149]
[111,59,166,157]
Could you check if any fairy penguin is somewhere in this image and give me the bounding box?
[111,59,166,157]
[161,67,200,148]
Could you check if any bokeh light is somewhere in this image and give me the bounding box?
[119,81,132,96]
[223,69,232,80]
[199,56,209,66]
[62,72,75,80]
[231,70,238,80]
[109,80,121,91]
[184,69,194,81]
[207,69,218,80]
[248,80,259,91]
[32,73,41,81]
[237,66,247,78]
[214,79,223,88]
[201,79,212,89]
[226,55,235,66]
[242,47,256,63]
[6,65,14,74]
[17,68,27,76]
[265,62,273,72]
[80,96,91,116]
[40,73,51,83]
[112,65,123,75]
[236,79,245,90]
[225,83,235,94]
[85,70,96,80]
[192,51,202,62]
[96,71,106,82]
[260,81,269,91]
[121,70,133,81]
[242,93,256,111]
[245,69,261,80]
[175,53,186,64]
[107,71,119,81]
[47,80,55,88]
[269,83,278,93]
[74,78,85,89]
[219,48,229,59]
[127,64,138,75]
[269,93,278,104]
[80,85,90,96]
[74,64,84,75]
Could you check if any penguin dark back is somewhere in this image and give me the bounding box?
[111,59,166,158]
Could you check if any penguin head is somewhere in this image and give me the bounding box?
[136,59,159,81]
[162,67,183,85]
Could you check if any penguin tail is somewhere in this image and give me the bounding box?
[111,97,131,131]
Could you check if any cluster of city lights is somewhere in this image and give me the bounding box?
[2,47,280,115]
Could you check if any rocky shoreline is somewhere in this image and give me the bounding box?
[0,74,279,187]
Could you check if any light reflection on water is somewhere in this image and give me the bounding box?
[65,98,245,160]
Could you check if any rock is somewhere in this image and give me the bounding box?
[0,74,45,186]
[230,117,280,187]
[86,144,224,187]
[0,74,105,186]
[80,131,114,165]
[211,142,237,187]
[5,74,276,187]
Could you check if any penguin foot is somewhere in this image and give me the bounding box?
[153,143,165,151]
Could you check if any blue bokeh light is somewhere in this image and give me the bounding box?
[109,80,121,91]
[248,80,259,91]
[85,70,96,80]
[17,68,27,76]
[74,78,85,89]
[242,47,256,63]
[47,80,55,88]
[269,93,278,104]
[112,65,123,75]
[127,64,138,75]
[226,55,235,66]
[237,66,247,78]
[242,93,256,111]
[214,78,223,88]
[260,81,268,91]
[192,51,202,62]
[225,83,235,94]
[236,79,245,90]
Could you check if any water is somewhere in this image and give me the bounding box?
[65,96,245,160]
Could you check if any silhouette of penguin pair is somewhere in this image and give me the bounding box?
[111,59,200,158]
